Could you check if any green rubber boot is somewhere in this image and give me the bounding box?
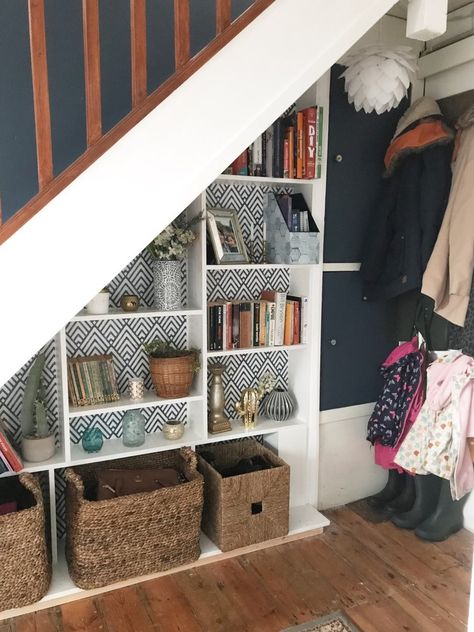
[392,474,442,530]
[415,478,468,542]
[367,470,406,509]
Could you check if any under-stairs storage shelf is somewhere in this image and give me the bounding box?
[0,73,330,619]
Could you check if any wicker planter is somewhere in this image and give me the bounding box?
[149,354,195,398]
[198,438,290,552]
[65,448,203,589]
[0,473,51,611]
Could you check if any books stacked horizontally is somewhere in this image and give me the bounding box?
[0,423,23,475]
[226,105,323,180]
[67,354,120,407]
[208,290,308,351]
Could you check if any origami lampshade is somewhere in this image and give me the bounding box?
[339,46,418,115]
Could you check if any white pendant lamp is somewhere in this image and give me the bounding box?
[339,45,418,115]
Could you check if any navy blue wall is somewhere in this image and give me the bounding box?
[0,0,38,222]
[146,0,175,94]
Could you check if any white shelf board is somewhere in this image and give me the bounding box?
[32,504,329,607]
[207,344,307,358]
[216,174,320,186]
[70,427,205,466]
[0,449,67,477]
[206,263,318,271]
[71,307,202,322]
[68,388,202,418]
[202,417,305,443]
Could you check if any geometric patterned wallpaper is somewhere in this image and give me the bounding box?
[207,182,292,264]
[207,267,290,302]
[65,316,187,395]
[69,402,188,444]
[208,351,289,420]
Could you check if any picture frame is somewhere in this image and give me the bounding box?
[206,208,249,264]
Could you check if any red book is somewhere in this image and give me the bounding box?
[231,149,248,176]
[239,303,252,349]
[302,106,316,179]
[296,112,304,178]
[0,431,23,471]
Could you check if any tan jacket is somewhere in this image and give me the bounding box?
[422,118,474,327]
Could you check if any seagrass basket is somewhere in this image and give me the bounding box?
[0,473,51,611]
[198,438,290,552]
[149,355,195,398]
[65,447,203,589]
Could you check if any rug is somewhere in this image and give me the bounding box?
[281,610,361,632]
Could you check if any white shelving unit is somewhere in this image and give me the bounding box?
[1,73,331,618]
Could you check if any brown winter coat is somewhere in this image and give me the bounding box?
[422,105,474,327]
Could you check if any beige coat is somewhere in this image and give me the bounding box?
[422,112,474,327]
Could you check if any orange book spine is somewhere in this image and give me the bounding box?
[283,302,293,346]
[0,431,22,471]
[296,112,304,178]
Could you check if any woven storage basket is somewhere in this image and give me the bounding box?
[0,473,51,611]
[198,438,290,552]
[65,447,203,589]
[149,355,195,398]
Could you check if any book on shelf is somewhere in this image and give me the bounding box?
[302,106,316,179]
[208,294,308,351]
[231,149,248,176]
[67,354,120,407]
[315,106,324,179]
[0,430,23,472]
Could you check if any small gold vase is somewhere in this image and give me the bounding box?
[120,294,140,312]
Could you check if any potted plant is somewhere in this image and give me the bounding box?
[20,353,55,463]
[143,340,200,398]
[147,213,201,311]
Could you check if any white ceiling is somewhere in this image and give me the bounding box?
[388,0,473,19]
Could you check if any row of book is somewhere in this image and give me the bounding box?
[226,105,323,180]
[0,423,23,474]
[275,192,318,233]
[67,354,120,407]
[208,290,308,351]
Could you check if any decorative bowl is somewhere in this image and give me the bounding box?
[162,420,185,441]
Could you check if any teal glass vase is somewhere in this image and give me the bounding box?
[81,427,104,453]
[122,409,146,447]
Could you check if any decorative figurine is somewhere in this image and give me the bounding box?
[208,363,232,434]
[235,374,277,430]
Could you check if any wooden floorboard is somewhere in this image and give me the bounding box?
[5,504,473,632]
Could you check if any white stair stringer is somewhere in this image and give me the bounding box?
[0,0,396,386]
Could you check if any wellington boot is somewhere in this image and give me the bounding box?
[385,474,416,514]
[367,470,406,509]
[392,474,442,529]
[415,478,468,542]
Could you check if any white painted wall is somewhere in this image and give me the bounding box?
[0,0,397,388]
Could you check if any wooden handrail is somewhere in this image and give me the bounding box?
[0,0,275,245]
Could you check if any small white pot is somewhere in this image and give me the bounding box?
[22,435,55,463]
[86,291,109,315]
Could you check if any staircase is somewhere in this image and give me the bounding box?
[0,0,396,386]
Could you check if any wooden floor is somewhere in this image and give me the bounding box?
[3,502,473,632]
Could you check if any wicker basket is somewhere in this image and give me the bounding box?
[65,447,203,589]
[149,355,195,398]
[198,439,290,552]
[0,473,51,611]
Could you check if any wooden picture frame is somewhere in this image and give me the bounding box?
[67,354,120,407]
[206,208,249,264]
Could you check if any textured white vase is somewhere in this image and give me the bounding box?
[152,260,182,311]
[85,291,109,315]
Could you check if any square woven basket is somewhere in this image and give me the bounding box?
[0,473,51,611]
[198,438,290,552]
[65,447,203,589]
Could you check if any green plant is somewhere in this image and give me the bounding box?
[20,353,51,439]
[143,340,201,374]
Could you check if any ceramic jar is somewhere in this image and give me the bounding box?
[85,289,109,315]
[262,388,296,422]
[128,377,145,400]
[162,419,185,440]
[81,427,104,453]
[152,260,182,310]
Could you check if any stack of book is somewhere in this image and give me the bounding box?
[208,290,308,351]
[67,354,120,407]
[227,105,323,180]
[0,424,23,474]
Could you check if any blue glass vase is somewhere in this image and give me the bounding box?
[82,427,104,453]
[122,409,146,447]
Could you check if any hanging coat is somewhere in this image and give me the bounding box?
[422,105,474,327]
[361,98,454,302]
